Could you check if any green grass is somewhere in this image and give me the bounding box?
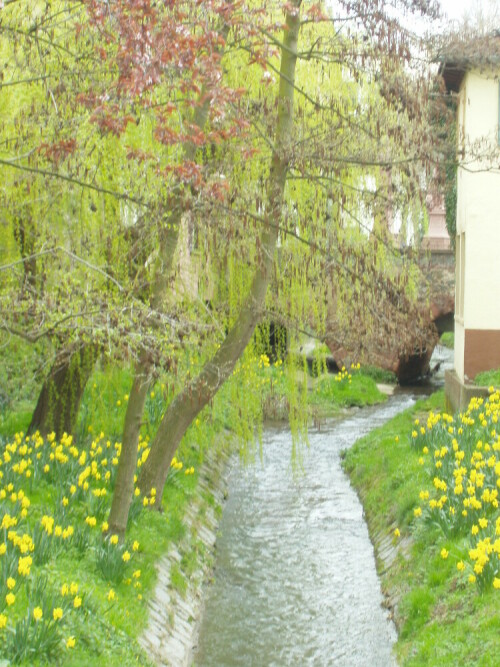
[474,368,500,388]
[0,406,33,438]
[0,343,390,665]
[439,332,454,349]
[310,371,386,410]
[0,337,49,438]
[0,434,207,666]
[357,364,397,384]
[0,356,229,666]
[0,338,50,413]
[343,391,500,666]
[170,563,188,598]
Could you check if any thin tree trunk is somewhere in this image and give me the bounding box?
[106,24,231,536]
[106,357,150,536]
[138,1,301,506]
[28,344,99,438]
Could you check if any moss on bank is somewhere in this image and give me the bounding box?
[343,391,499,666]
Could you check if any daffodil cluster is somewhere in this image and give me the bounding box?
[410,389,500,591]
[0,426,192,659]
[334,363,360,385]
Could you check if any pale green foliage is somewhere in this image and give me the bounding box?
[1,2,440,485]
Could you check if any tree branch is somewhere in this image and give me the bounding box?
[0,158,148,207]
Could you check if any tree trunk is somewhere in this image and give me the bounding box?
[138,1,301,506]
[106,32,231,536]
[106,357,150,536]
[28,344,99,438]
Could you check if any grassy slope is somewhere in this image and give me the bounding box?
[0,354,386,665]
[475,369,500,387]
[306,369,387,421]
[343,391,499,666]
[0,360,224,666]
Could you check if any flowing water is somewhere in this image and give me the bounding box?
[193,347,454,666]
[194,394,417,667]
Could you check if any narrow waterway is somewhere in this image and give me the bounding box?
[193,393,418,667]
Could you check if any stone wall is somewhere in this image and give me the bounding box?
[139,441,233,667]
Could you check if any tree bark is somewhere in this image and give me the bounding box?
[106,357,150,536]
[138,1,301,506]
[28,344,99,438]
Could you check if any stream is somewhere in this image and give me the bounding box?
[193,347,453,667]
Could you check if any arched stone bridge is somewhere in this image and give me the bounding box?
[322,245,456,384]
[418,247,455,336]
[396,246,455,383]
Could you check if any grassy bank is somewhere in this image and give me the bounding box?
[0,380,218,665]
[439,332,454,350]
[0,348,385,665]
[343,390,500,666]
[308,364,387,419]
[0,344,244,665]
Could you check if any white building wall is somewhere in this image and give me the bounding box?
[462,170,500,330]
[462,71,498,148]
[454,69,500,382]
[454,321,465,381]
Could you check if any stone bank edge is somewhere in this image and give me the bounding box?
[139,439,233,667]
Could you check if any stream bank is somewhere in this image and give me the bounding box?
[193,396,417,666]
[142,349,454,666]
[139,438,233,667]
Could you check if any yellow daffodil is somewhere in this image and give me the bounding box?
[18,556,32,577]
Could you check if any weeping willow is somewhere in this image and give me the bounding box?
[1,1,444,534]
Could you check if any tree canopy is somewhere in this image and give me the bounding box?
[1,0,452,531]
